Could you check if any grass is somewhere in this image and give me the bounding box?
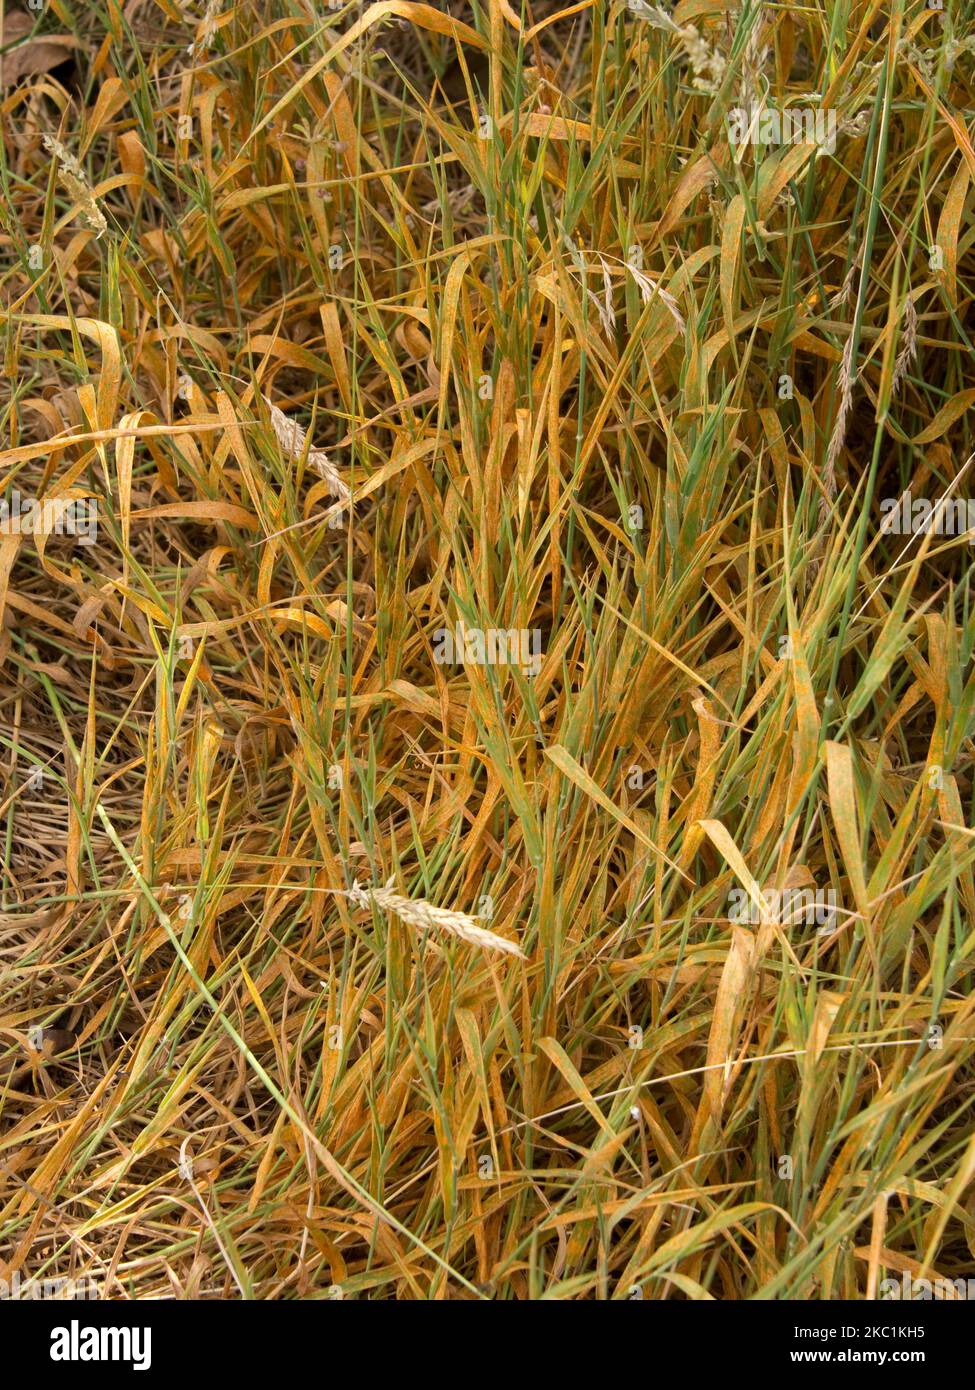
[1,0,975,1301]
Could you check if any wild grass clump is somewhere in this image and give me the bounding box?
[1,0,974,1300]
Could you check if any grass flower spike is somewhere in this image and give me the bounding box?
[348,879,526,959]
[263,395,350,502]
[42,135,107,238]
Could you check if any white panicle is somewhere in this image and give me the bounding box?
[188,0,221,56]
[828,261,857,311]
[348,879,526,959]
[596,254,616,336]
[638,7,727,94]
[42,135,107,239]
[822,331,856,517]
[625,262,686,332]
[263,395,350,503]
[891,297,918,396]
